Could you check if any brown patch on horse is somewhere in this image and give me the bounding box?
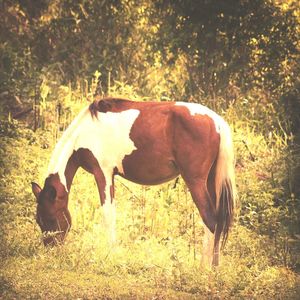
[76,148,107,205]
[121,102,179,185]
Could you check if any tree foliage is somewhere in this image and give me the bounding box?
[154,0,299,96]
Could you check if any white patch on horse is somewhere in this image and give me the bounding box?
[102,199,116,245]
[47,106,140,191]
[175,102,224,133]
[47,107,89,189]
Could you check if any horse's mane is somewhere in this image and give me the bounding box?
[89,97,132,118]
[89,99,100,118]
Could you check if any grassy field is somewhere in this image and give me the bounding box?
[1,0,299,298]
[0,117,299,299]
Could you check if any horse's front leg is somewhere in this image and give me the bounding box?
[94,169,116,245]
[102,175,116,245]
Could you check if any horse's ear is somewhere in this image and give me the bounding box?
[31,182,41,199]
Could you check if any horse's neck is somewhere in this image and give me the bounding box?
[46,151,80,196]
[47,106,89,192]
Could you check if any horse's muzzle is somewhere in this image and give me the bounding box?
[43,230,66,247]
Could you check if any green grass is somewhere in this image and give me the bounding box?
[0,120,300,299]
[1,258,198,299]
[1,238,299,299]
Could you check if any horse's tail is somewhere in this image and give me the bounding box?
[214,120,236,248]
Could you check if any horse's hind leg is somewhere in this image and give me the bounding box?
[183,177,217,266]
[185,178,217,233]
[172,113,220,266]
[175,151,218,266]
[202,223,215,267]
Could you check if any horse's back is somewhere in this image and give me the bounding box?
[91,99,222,185]
[90,98,221,158]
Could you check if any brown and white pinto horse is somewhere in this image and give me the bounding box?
[31,98,236,266]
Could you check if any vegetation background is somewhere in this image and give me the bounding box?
[0,0,299,299]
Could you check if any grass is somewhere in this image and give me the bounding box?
[1,237,299,299]
[0,118,300,299]
[1,258,198,299]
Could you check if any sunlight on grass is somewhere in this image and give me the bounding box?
[1,96,300,299]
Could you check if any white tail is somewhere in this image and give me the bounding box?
[214,120,236,247]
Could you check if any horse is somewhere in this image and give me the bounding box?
[31,97,236,267]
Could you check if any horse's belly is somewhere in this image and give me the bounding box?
[121,150,179,185]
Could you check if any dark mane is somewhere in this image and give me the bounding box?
[89,97,133,117]
[89,100,99,118]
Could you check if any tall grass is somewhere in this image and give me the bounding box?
[0,81,299,299]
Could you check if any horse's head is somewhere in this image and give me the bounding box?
[31,181,71,246]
